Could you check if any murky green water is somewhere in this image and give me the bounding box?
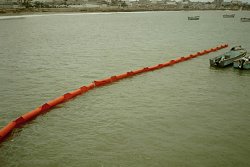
[0,11,250,167]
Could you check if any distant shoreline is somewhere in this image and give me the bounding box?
[0,7,249,16]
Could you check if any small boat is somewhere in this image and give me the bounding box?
[188,16,200,20]
[223,14,235,18]
[240,18,250,22]
[233,54,250,69]
[209,46,247,67]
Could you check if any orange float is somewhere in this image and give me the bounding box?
[132,68,145,75]
[47,96,65,106]
[41,103,51,112]
[80,86,89,93]
[0,122,16,140]
[142,67,150,72]
[168,60,176,65]
[162,62,172,67]
[148,64,160,71]
[69,89,82,97]
[203,50,209,54]
[175,57,186,63]
[14,116,26,127]
[86,83,95,90]
[116,73,129,80]
[64,93,74,101]
[21,107,42,121]
[110,76,118,82]
[0,44,229,143]
[126,71,135,77]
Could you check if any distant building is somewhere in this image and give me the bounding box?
[179,0,189,5]
[0,0,19,8]
[166,1,177,5]
[0,0,19,4]
[231,0,242,5]
[104,0,111,4]
[138,0,150,4]
[150,0,161,4]
[120,0,130,5]
[66,0,85,5]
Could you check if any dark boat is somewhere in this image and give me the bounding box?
[188,16,200,20]
[209,46,247,67]
[223,14,235,18]
[240,18,250,22]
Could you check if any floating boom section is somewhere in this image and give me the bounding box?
[0,44,228,143]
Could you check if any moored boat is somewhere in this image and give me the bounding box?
[209,46,247,67]
[188,16,200,20]
[223,14,235,18]
[233,54,250,69]
[240,18,250,22]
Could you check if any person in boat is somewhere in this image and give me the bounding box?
[239,57,248,68]
[246,56,250,61]
[242,57,248,61]
[218,56,225,63]
[231,45,242,51]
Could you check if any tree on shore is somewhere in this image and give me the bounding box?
[111,0,128,7]
[18,0,33,8]
[121,1,128,7]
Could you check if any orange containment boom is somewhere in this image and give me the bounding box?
[0,44,228,143]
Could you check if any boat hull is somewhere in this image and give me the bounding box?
[241,18,250,22]
[188,16,199,20]
[233,61,250,69]
[223,14,235,18]
[233,56,250,69]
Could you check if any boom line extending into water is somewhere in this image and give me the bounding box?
[0,44,228,143]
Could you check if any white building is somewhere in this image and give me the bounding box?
[150,0,163,4]
[179,0,189,5]
[213,0,223,7]
[104,0,111,4]
[231,0,242,5]
[0,0,19,3]
[166,1,177,5]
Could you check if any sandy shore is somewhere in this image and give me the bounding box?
[0,7,171,15]
[1,7,248,16]
[0,7,224,16]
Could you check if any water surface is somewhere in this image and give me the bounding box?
[0,11,250,167]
